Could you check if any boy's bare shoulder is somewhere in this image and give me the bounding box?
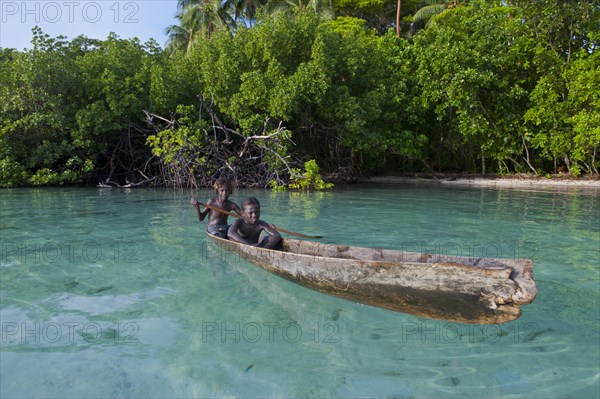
[230,218,243,227]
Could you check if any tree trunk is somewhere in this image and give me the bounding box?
[564,154,571,172]
[396,0,401,37]
[481,147,486,175]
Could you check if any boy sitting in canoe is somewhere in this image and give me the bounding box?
[228,197,282,249]
[190,177,243,238]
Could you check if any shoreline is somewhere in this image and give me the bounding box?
[3,173,598,190]
[364,174,600,189]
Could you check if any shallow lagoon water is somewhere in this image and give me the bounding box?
[0,185,598,398]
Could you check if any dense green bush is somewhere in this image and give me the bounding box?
[1,1,597,188]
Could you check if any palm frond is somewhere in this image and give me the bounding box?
[412,4,446,23]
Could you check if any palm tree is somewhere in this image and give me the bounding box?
[165,0,235,54]
[391,0,466,37]
[264,0,333,18]
[223,0,269,28]
[409,0,463,35]
[165,12,196,54]
[396,0,402,37]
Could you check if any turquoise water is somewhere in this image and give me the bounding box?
[1,185,598,398]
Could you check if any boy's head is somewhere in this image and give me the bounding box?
[242,197,261,224]
[213,177,233,192]
[242,197,260,210]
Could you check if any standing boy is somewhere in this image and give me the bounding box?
[190,177,242,238]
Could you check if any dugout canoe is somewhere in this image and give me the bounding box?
[207,234,538,324]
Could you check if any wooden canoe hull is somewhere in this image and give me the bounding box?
[207,234,538,324]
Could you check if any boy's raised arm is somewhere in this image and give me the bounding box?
[190,197,210,221]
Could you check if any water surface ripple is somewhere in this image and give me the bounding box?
[1,186,598,398]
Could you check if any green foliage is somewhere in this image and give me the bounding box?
[567,46,600,173]
[269,179,288,191]
[0,29,162,187]
[409,0,599,174]
[146,105,208,163]
[150,53,201,115]
[2,1,599,188]
[332,0,388,15]
[267,160,333,190]
[288,160,334,190]
[29,168,76,185]
[521,2,600,174]
[179,12,421,173]
[74,34,157,146]
[0,157,28,187]
[191,11,325,133]
[413,2,536,172]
